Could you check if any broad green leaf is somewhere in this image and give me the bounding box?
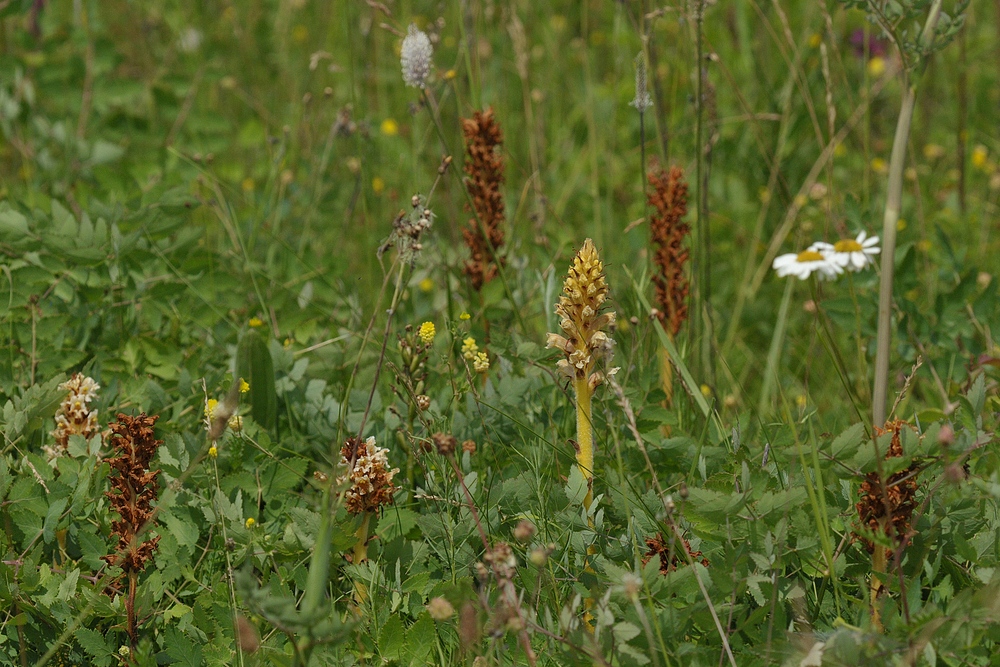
[237,329,277,431]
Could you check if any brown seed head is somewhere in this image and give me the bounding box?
[461,439,476,454]
[102,413,162,574]
[854,419,920,556]
[642,532,708,575]
[546,239,617,389]
[461,107,506,290]
[647,165,690,337]
[432,432,457,456]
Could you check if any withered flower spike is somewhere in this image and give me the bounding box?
[102,413,163,645]
[648,164,690,337]
[461,107,506,291]
[855,419,920,557]
[643,533,708,575]
[338,436,399,515]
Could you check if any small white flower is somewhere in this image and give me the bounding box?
[772,249,842,281]
[810,231,880,272]
[401,24,433,89]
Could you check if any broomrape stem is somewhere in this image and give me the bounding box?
[574,378,595,510]
[353,512,372,565]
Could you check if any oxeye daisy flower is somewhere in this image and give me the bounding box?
[810,231,880,272]
[772,249,842,280]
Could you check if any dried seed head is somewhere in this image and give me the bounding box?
[461,108,506,290]
[855,420,920,557]
[484,542,517,579]
[337,436,399,515]
[513,520,535,542]
[103,413,162,575]
[546,239,618,388]
[401,24,433,88]
[432,432,457,456]
[642,533,708,575]
[462,439,477,454]
[416,394,431,411]
[647,165,690,337]
[426,596,455,620]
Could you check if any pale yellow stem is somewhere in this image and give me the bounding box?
[574,378,594,510]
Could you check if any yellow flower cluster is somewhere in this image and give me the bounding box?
[418,321,436,344]
[461,337,479,360]
[473,351,490,373]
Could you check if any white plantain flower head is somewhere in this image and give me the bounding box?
[401,24,433,89]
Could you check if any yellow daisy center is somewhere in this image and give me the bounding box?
[796,250,824,263]
[834,239,863,253]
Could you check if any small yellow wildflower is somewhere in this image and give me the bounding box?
[700,384,712,398]
[245,518,255,529]
[372,177,386,195]
[205,398,219,421]
[462,337,479,360]
[229,415,243,432]
[239,378,250,393]
[917,239,932,253]
[867,56,886,78]
[793,194,808,208]
[795,395,807,409]
[459,312,471,321]
[473,351,490,373]
[418,277,434,292]
[444,69,457,80]
[208,445,218,459]
[241,178,255,193]
[380,118,399,136]
[418,321,436,344]
[808,33,822,48]
[871,157,888,174]
[249,317,264,328]
[758,187,771,205]
[923,144,945,160]
[896,218,907,232]
[972,145,988,170]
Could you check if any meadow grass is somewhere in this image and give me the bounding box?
[1,1,999,665]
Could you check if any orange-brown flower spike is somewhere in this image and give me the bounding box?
[547,239,616,511]
[647,165,690,337]
[102,413,162,646]
[461,108,506,291]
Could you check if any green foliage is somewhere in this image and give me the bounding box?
[0,0,998,665]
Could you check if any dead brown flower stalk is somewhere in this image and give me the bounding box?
[647,164,690,406]
[855,419,920,632]
[102,413,162,646]
[461,107,506,292]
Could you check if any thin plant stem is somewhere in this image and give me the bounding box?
[758,277,794,416]
[873,0,945,425]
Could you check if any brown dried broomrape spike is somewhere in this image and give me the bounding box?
[338,436,399,515]
[461,107,506,291]
[647,164,690,337]
[855,419,920,556]
[643,533,709,575]
[103,413,162,573]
